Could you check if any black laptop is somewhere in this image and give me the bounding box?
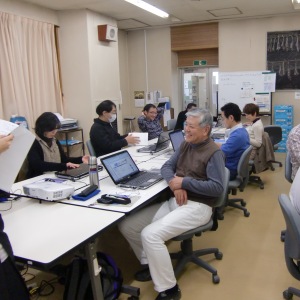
[55,164,103,181]
[137,132,170,153]
[100,150,163,189]
[169,130,185,151]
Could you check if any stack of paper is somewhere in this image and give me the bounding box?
[0,120,35,192]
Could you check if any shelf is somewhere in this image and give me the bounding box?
[57,127,85,157]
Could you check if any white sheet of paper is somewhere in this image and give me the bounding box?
[0,124,35,192]
[0,119,18,135]
[130,132,148,145]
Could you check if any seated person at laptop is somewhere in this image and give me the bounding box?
[138,104,164,140]
[90,100,139,157]
[215,102,250,180]
[242,103,263,160]
[0,135,30,300]
[27,112,89,178]
[174,103,197,130]
[119,108,225,300]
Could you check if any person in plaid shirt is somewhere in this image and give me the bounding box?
[287,124,300,180]
[138,104,164,140]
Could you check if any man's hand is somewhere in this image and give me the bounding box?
[169,176,183,192]
[174,189,188,206]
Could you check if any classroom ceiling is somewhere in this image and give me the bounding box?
[18,0,300,30]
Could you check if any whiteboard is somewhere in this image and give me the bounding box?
[218,71,276,114]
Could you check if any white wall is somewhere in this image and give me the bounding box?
[57,9,121,143]
[121,27,177,128]
[219,15,300,124]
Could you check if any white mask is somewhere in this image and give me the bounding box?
[108,113,117,123]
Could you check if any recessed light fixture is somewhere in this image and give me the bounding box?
[124,0,169,18]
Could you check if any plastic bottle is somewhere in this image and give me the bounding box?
[89,156,99,187]
[10,115,29,129]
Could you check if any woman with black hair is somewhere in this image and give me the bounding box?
[90,100,139,156]
[27,112,89,178]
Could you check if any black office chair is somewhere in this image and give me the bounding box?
[219,145,252,219]
[281,151,293,242]
[86,139,96,157]
[278,194,300,300]
[170,168,230,284]
[248,131,276,190]
[264,125,283,170]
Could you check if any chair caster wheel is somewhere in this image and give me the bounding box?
[241,201,246,207]
[215,251,223,260]
[283,290,293,299]
[212,274,220,284]
[244,211,250,217]
[260,185,264,190]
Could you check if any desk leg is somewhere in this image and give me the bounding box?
[85,241,104,300]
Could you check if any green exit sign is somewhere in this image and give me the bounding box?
[193,60,207,66]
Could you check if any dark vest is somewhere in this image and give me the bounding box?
[175,138,220,207]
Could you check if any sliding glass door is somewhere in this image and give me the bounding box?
[180,67,219,117]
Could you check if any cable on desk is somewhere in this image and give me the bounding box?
[0,199,13,211]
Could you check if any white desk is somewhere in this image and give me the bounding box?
[1,198,124,300]
[61,158,170,214]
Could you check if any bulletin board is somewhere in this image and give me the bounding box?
[218,71,276,114]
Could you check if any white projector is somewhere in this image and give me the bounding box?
[23,180,74,201]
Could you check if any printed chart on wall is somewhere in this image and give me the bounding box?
[218,71,276,113]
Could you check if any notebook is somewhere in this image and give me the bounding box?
[55,164,103,181]
[169,130,185,151]
[100,150,163,189]
[137,132,170,153]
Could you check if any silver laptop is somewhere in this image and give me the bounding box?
[169,130,185,151]
[100,150,163,189]
[137,132,170,153]
[55,164,103,181]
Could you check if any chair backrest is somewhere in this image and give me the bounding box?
[264,125,282,147]
[278,194,300,280]
[237,145,253,183]
[86,139,96,156]
[167,119,177,131]
[285,151,293,183]
[214,167,230,208]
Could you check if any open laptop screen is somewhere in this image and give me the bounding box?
[169,130,184,151]
[101,151,140,184]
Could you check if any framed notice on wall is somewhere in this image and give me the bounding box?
[267,30,300,89]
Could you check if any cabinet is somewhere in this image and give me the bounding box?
[57,128,85,157]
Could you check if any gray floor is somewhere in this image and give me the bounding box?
[24,153,298,300]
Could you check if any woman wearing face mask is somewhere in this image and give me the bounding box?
[27,112,89,178]
[90,100,139,156]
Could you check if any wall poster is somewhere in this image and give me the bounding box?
[267,31,300,89]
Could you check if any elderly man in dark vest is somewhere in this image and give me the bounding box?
[119,108,225,300]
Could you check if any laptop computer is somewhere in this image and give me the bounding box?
[55,164,103,181]
[137,132,170,153]
[100,150,163,189]
[169,130,185,151]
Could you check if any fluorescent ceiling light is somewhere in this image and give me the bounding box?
[124,0,169,18]
[292,0,300,9]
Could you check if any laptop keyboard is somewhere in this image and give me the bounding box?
[123,171,161,185]
[139,144,156,152]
